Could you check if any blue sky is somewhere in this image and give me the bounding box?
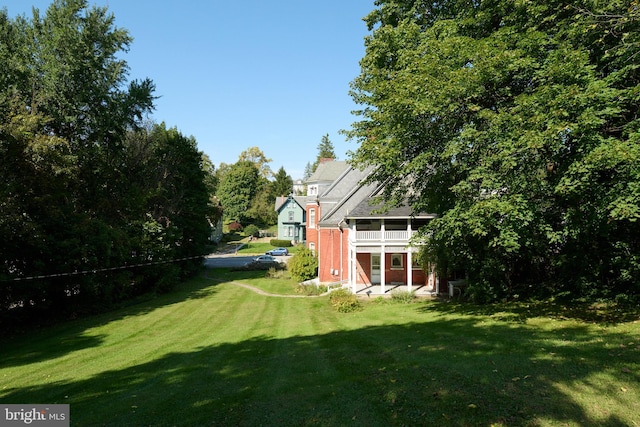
[4,1,374,179]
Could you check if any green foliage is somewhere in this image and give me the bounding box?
[0,2,213,325]
[295,284,328,296]
[347,0,640,302]
[269,239,293,247]
[265,267,291,280]
[390,289,416,303]
[271,166,293,197]
[287,247,318,282]
[328,288,362,312]
[217,161,261,223]
[311,134,336,172]
[244,224,259,238]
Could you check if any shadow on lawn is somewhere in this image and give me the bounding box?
[0,272,222,369]
[1,315,638,426]
[425,298,640,325]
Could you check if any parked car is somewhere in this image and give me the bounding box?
[265,247,289,256]
[253,255,277,263]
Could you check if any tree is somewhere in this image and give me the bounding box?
[0,1,214,324]
[288,247,318,282]
[217,161,261,223]
[311,134,336,172]
[346,0,640,301]
[303,162,313,181]
[238,146,273,179]
[272,166,293,197]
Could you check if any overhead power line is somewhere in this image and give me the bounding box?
[2,255,206,282]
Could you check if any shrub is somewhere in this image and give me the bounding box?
[390,289,416,304]
[288,247,318,282]
[266,267,291,279]
[244,224,259,237]
[329,288,362,313]
[295,284,328,296]
[227,221,243,232]
[269,239,292,247]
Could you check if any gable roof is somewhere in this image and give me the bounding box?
[274,195,305,213]
[305,160,348,184]
[317,167,437,226]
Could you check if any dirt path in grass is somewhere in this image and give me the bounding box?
[204,270,328,298]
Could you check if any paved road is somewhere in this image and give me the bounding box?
[204,254,291,269]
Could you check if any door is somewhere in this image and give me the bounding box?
[371,254,381,284]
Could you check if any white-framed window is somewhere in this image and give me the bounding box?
[309,208,316,228]
[308,242,315,253]
[287,226,293,237]
[391,254,403,269]
[288,211,294,221]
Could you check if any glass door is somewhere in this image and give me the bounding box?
[371,254,381,284]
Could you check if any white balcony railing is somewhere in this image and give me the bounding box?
[353,230,415,242]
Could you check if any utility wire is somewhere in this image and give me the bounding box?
[2,254,206,282]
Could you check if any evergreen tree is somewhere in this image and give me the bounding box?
[311,134,336,172]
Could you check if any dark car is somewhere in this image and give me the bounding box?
[265,247,289,256]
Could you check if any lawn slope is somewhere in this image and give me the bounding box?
[1,273,639,426]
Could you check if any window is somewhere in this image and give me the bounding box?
[288,211,294,221]
[309,208,316,228]
[309,242,315,253]
[391,254,403,269]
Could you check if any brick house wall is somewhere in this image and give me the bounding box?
[317,227,349,283]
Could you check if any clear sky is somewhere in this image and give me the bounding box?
[3,0,374,179]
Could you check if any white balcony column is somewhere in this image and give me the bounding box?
[380,246,386,294]
[350,248,356,293]
[380,219,385,242]
[407,250,413,292]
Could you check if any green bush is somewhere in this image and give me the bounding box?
[287,247,318,282]
[295,284,328,296]
[266,267,291,280]
[390,289,416,304]
[329,288,362,313]
[269,239,292,247]
[244,224,260,238]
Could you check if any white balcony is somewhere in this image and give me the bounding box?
[353,230,416,243]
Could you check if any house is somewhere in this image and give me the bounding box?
[292,179,305,196]
[304,159,350,253]
[306,165,440,296]
[274,194,306,243]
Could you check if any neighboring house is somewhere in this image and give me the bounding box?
[274,195,306,243]
[292,179,305,196]
[306,165,440,296]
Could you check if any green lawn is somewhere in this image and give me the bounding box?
[1,271,639,426]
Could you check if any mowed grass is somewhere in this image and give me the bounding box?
[1,271,639,426]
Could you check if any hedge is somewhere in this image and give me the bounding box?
[269,239,292,247]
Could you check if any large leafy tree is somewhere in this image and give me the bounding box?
[217,160,261,223]
[238,146,273,179]
[346,0,640,301]
[0,1,215,323]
